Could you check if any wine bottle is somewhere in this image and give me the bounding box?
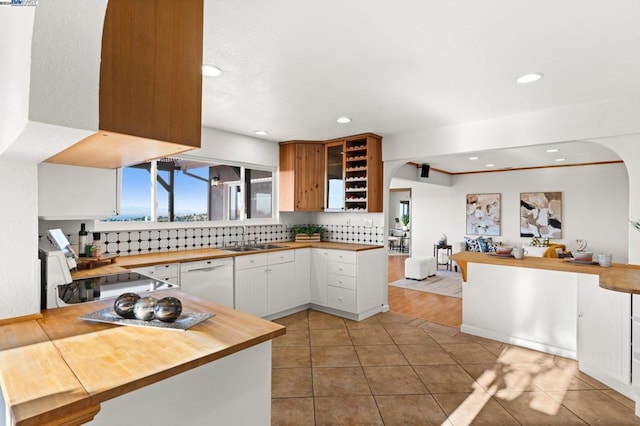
[78,223,88,257]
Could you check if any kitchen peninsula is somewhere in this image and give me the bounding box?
[451,251,640,400]
[0,290,284,426]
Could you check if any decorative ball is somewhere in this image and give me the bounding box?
[114,292,141,319]
[154,297,182,323]
[133,296,158,321]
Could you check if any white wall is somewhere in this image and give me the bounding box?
[395,162,629,263]
[0,160,40,318]
[194,127,280,168]
[0,7,34,156]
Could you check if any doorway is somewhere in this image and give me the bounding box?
[388,188,411,255]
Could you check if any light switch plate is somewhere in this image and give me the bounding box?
[364,219,373,228]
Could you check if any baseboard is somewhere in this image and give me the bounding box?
[460,324,577,359]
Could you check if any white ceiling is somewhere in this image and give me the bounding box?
[201,0,639,171]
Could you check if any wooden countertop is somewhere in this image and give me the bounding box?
[451,251,640,293]
[0,290,285,425]
[72,241,383,278]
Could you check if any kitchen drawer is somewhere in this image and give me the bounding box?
[235,253,268,270]
[267,250,295,265]
[328,250,356,264]
[328,261,357,277]
[327,273,356,290]
[327,286,356,313]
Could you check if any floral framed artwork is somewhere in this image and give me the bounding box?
[466,193,501,236]
[520,192,562,238]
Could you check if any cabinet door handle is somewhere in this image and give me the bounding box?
[338,297,343,302]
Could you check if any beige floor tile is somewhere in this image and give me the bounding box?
[272,368,313,398]
[440,343,500,364]
[532,364,595,391]
[348,325,394,345]
[271,397,315,426]
[272,345,311,368]
[314,396,383,425]
[310,345,360,367]
[272,329,310,347]
[274,311,309,331]
[419,321,460,336]
[354,344,409,366]
[414,364,478,393]
[375,394,451,426]
[308,311,347,330]
[602,389,636,411]
[344,315,382,329]
[312,367,371,396]
[397,344,457,365]
[363,365,428,395]
[493,390,587,425]
[377,311,419,327]
[546,389,640,425]
[433,391,519,425]
[461,363,541,396]
[386,327,439,345]
[407,318,426,328]
[309,328,352,346]
[497,344,556,364]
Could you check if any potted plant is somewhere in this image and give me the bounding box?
[292,224,326,242]
[400,214,410,230]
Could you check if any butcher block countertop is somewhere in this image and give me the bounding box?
[72,241,383,279]
[451,251,640,293]
[0,290,285,426]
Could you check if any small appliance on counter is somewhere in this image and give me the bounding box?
[39,229,177,310]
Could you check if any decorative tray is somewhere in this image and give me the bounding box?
[488,253,514,258]
[565,259,599,265]
[80,308,215,331]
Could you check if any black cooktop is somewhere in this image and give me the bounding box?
[58,271,177,305]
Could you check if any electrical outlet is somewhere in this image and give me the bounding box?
[364,219,373,228]
[346,218,351,226]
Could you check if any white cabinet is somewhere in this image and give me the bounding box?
[293,248,311,307]
[131,263,179,285]
[235,250,308,318]
[310,249,329,306]
[235,254,269,317]
[266,250,296,314]
[38,163,119,219]
[318,248,384,319]
[578,274,632,397]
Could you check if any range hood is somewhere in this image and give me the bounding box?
[41,0,203,169]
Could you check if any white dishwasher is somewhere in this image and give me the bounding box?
[180,258,234,307]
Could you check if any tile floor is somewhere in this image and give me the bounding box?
[271,309,640,425]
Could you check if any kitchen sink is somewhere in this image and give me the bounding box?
[224,243,287,252]
[254,244,287,250]
[224,246,262,252]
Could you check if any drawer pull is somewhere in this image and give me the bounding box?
[338,297,343,302]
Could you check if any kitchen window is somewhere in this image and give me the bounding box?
[105,157,274,223]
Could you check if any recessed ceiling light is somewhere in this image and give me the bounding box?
[469,156,479,160]
[336,116,352,124]
[516,73,543,84]
[486,163,495,167]
[555,158,567,162]
[254,130,269,136]
[546,148,559,153]
[202,65,222,77]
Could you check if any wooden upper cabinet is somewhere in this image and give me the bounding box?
[46,0,203,169]
[100,0,203,147]
[326,133,383,213]
[279,142,325,212]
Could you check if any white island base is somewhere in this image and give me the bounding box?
[462,262,632,401]
[90,341,272,425]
